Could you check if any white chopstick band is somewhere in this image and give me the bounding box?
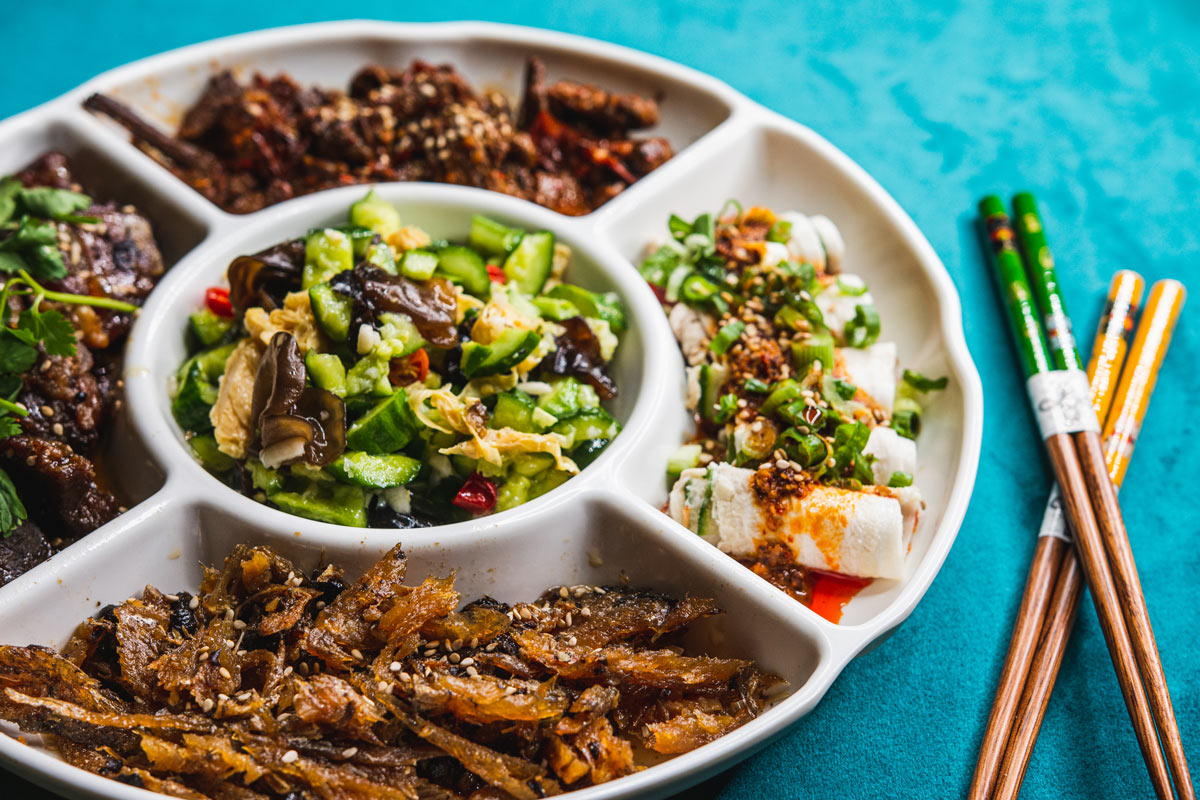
[1026,369,1101,438]
[1037,486,1071,540]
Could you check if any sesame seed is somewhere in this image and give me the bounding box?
[565,612,573,626]
[775,459,789,470]
[423,649,437,657]
[232,620,246,630]
[377,680,390,692]
[469,637,478,649]
[188,596,199,610]
[558,586,569,598]
[448,652,461,664]
[566,636,577,646]
[460,657,475,667]
[282,750,299,764]
[466,666,479,678]
[504,686,517,695]
[485,642,498,652]
[350,649,364,661]
[52,423,64,436]
[201,697,214,712]
[39,405,53,417]
[581,607,592,617]
[389,661,402,672]
[557,651,570,662]
[218,667,232,679]
[342,747,358,758]
[283,666,294,676]
[237,691,251,701]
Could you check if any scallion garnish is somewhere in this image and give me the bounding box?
[709,320,745,356]
[844,303,881,348]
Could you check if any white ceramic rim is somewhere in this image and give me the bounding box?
[0,20,984,800]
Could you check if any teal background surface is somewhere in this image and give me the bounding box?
[3,1,1199,797]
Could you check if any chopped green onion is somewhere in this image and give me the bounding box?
[718,198,744,222]
[780,429,828,467]
[639,244,681,286]
[844,304,881,348]
[832,378,857,400]
[691,213,715,241]
[773,305,806,332]
[892,396,923,439]
[791,331,834,374]
[792,297,826,330]
[743,377,771,394]
[680,273,721,304]
[667,443,703,475]
[836,276,869,296]
[664,265,693,302]
[767,219,793,243]
[714,393,738,423]
[709,320,745,356]
[902,369,949,392]
[831,421,875,483]
[761,379,802,416]
[668,214,692,240]
[777,399,809,427]
[888,471,913,487]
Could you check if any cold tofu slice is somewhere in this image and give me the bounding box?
[838,341,897,415]
[668,463,908,580]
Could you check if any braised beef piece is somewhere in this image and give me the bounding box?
[0,521,54,586]
[0,436,119,540]
[0,153,166,586]
[84,56,672,216]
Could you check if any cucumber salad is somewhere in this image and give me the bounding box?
[642,204,945,612]
[172,192,624,528]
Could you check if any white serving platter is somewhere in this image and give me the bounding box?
[0,20,983,800]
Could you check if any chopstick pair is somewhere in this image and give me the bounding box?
[991,277,1188,798]
[972,194,1193,799]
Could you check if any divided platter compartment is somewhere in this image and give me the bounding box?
[0,20,983,800]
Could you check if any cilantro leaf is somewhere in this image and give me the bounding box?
[0,331,38,374]
[0,252,25,274]
[0,217,67,280]
[4,216,57,248]
[22,244,67,280]
[0,374,21,401]
[16,186,92,220]
[0,416,21,440]
[0,177,20,225]
[18,309,76,357]
[0,466,27,536]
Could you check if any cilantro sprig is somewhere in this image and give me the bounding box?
[0,178,140,536]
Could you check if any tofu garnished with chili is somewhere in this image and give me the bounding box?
[641,204,947,617]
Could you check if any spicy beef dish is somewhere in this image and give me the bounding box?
[0,153,167,587]
[641,204,948,622]
[172,191,623,527]
[0,542,776,798]
[85,57,673,216]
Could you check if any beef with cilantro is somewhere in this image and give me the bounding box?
[0,152,165,586]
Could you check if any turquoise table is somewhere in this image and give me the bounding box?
[3,1,1198,797]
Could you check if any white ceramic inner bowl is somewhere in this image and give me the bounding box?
[0,20,983,800]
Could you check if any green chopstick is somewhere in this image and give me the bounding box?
[978,195,1052,380]
[1012,192,1083,371]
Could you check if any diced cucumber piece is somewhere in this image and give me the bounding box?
[305,351,347,397]
[190,434,235,473]
[364,239,397,274]
[188,308,233,349]
[374,312,426,359]
[179,341,237,384]
[495,474,531,512]
[247,460,284,494]
[667,443,703,475]
[350,190,403,238]
[697,363,729,422]
[536,377,598,419]
[437,245,490,296]
[270,483,367,527]
[309,282,353,342]
[326,451,421,488]
[173,361,218,432]
[490,390,537,432]
[302,228,355,289]
[469,215,523,257]
[511,451,555,477]
[550,407,620,449]
[460,329,541,379]
[346,390,419,454]
[345,354,394,397]
[475,458,508,479]
[545,283,627,331]
[571,438,610,469]
[529,468,570,500]
[400,249,439,281]
[502,230,554,294]
[532,296,580,321]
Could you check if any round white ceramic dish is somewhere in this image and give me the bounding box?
[0,20,983,800]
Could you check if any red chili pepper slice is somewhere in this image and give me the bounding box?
[388,348,430,386]
[486,264,507,283]
[205,286,234,318]
[649,282,667,304]
[452,473,498,513]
